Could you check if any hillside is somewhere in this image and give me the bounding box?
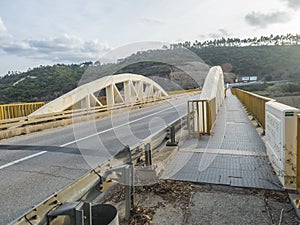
[190,45,300,81]
[1,40,300,104]
[0,64,90,103]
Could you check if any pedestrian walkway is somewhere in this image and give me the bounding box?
[161,90,282,190]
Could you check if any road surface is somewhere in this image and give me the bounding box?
[0,94,198,224]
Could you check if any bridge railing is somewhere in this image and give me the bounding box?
[0,91,200,140]
[232,87,300,191]
[0,102,45,120]
[187,98,216,135]
[231,88,274,129]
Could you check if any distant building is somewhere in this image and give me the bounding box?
[241,76,257,82]
[242,76,250,82]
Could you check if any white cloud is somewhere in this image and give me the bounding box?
[0,30,111,62]
[0,16,7,34]
[245,11,291,28]
[282,0,300,10]
[140,17,164,25]
[208,29,230,39]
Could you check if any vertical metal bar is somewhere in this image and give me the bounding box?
[75,209,84,225]
[192,101,197,132]
[297,115,300,194]
[125,164,133,221]
[166,126,178,146]
[202,101,205,133]
[206,100,210,134]
[82,202,92,225]
[196,101,199,133]
[192,101,195,132]
[187,101,190,133]
[145,143,152,166]
[0,106,3,120]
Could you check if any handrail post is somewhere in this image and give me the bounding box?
[297,114,300,193]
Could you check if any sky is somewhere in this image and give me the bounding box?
[0,0,300,76]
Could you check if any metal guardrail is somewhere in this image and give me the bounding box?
[0,102,45,120]
[187,98,216,135]
[0,90,200,122]
[167,89,201,96]
[0,96,179,140]
[10,109,185,225]
[231,88,274,129]
[0,91,199,140]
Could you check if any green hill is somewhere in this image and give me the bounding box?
[1,36,300,104]
[190,45,300,81]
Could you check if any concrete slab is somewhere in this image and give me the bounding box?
[187,192,269,225]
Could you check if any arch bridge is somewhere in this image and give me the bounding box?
[30,73,168,116]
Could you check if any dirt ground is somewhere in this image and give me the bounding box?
[100,180,299,225]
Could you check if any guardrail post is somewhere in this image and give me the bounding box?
[125,163,133,221]
[82,202,92,225]
[145,143,152,166]
[166,125,178,146]
[47,201,90,225]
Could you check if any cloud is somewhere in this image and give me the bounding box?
[245,11,291,28]
[282,0,300,10]
[0,17,111,62]
[138,17,165,29]
[0,28,111,62]
[0,17,8,34]
[140,17,164,25]
[208,29,230,39]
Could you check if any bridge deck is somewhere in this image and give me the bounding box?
[162,90,283,190]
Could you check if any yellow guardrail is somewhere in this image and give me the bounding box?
[187,98,216,135]
[0,102,45,120]
[167,89,201,95]
[0,93,190,140]
[231,88,274,129]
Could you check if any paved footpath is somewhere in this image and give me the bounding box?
[110,91,298,224]
[162,89,282,190]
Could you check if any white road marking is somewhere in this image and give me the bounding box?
[60,101,187,147]
[0,95,197,170]
[0,151,47,170]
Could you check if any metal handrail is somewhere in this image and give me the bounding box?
[231,88,274,129]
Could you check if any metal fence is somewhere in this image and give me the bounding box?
[231,88,273,129]
[0,102,45,120]
[187,98,216,135]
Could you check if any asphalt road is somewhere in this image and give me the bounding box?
[0,94,199,224]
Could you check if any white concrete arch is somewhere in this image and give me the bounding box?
[30,73,168,116]
[200,66,225,113]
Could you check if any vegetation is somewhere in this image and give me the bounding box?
[240,82,300,108]
[1,33,300,104]
[176,34,300,48]
[240,82,300,97]
[0,64,88,103]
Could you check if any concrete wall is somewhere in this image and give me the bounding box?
[265,101,300,190]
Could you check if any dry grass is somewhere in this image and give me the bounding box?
[274,95,300,109]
